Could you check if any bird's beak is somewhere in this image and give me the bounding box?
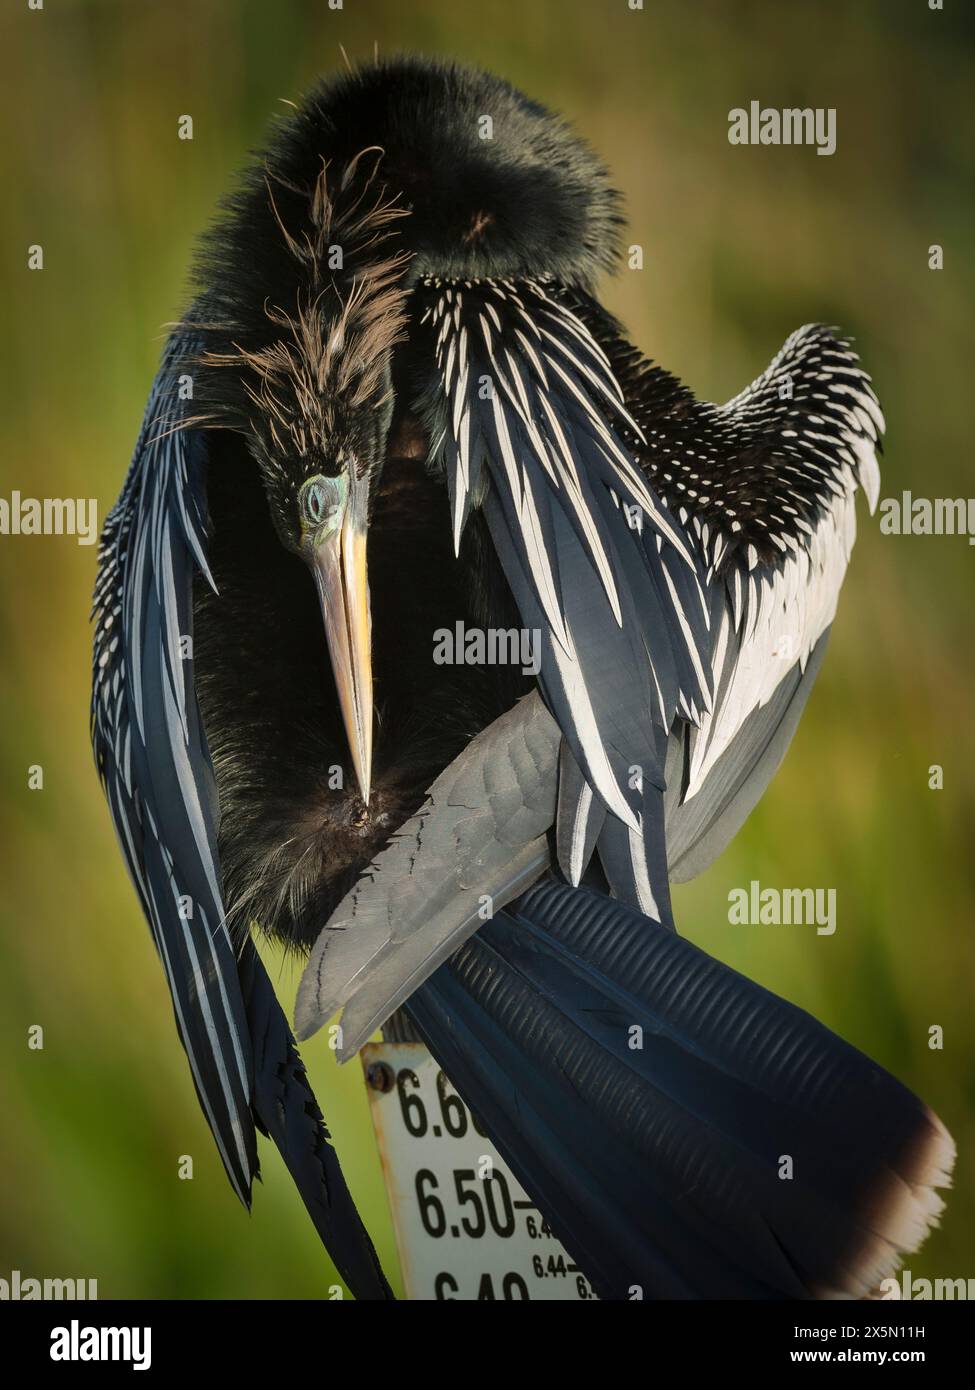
[310,482,373,803]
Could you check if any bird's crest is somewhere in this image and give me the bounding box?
[183,151,412,460]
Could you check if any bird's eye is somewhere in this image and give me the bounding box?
[300,475,342,529]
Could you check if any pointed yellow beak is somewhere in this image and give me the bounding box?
[309,482,373,803]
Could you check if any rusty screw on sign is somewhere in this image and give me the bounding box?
[367,1061,395,1093]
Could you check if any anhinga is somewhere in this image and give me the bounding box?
[92,56,954,1300]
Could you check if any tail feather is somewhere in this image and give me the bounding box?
[239,943,394,1301]
[407,877,953,1300]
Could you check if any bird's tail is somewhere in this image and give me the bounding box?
[406,877,954,1300]
[238,942,394,1300]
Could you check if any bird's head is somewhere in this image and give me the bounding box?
[251,403,378,811]
[188,53,624,804]
[195,180,409,805]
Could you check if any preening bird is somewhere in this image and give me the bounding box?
[92,56,954,1300]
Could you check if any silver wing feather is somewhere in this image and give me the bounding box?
[295,305,883,1053]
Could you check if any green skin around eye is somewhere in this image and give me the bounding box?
[299,474,345,544]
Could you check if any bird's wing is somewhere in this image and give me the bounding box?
[578,311,884,880]
[92,333,257,1203]
[416,275,714,919]
[664,630,831,881]
[297,293,882,1048]
[93,334,392,1298]
[294,692,560,1054]
[420,282,881,894]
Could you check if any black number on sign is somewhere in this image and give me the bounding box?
[454,1169,486,1238]
[416,1169,446,1237]
[436,1071,468,1137]
[396,1068,427,1137]
[477,1272,531,1300]
[484,1173,516,1237]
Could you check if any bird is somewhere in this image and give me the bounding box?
[91,54,954,1301]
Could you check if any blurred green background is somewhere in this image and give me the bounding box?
[1,0,972,1299]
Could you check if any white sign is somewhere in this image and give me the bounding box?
[362,1043,597,1301]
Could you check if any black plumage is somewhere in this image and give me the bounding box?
[92,55,953,1300]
